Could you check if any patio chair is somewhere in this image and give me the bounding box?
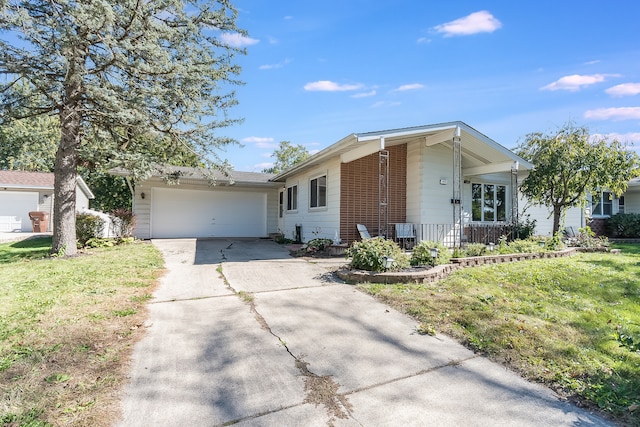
[395,223,416,249]
[356,224,372,240]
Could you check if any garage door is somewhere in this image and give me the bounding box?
[0,191,39,232]
[151,188,267,238]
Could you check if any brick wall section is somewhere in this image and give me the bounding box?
[588,218,608,236]
[340,144,407,243]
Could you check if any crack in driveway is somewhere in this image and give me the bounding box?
[218,261,356,426]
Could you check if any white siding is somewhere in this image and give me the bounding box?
[419,144,455,224]
[405,140,423,224]
[281,157,341,243]
[519,194,586,236]
[624,189,640,213]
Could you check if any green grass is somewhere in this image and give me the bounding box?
[360,244,640,426]
[0,238,163,427]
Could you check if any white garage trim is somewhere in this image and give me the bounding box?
[0,191,39,232]
[151,187,268,238]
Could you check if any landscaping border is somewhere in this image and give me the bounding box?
[337,247,619,284]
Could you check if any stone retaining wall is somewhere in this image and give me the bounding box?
[337,247,616,285]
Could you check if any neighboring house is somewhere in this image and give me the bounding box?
[116,167,281,239]
[522,179,638,237]
[0,170,94,232]
[122,122,537,245]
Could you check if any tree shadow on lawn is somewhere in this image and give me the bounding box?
[0,236,52,263]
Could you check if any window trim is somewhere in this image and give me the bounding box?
[309,173,327,210]
[591,191,613,217]
[286,184,298,212]
[471,182,508,223]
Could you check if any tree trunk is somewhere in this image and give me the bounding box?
[551,204,562,235]
[51,83,82,256]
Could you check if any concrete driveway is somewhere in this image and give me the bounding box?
[117,238,612,426]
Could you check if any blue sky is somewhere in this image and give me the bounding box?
[220,1,640,171]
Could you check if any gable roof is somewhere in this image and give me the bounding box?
[0,170,54,188]
[0,170,95,198]
[271,121,533,181]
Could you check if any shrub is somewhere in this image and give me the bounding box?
[111,209,136,238]
[574,226,610,249]
[462,243,487,257]
[305,238,333,253]
[511,215,536,239]
[507,238,548,254]
[607,213,640,238]
[76,213,105,247]
[347,238,409,272]
[410,240,451,266]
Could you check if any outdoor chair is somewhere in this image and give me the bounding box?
[395,223,416,249]
[357,224,372,240]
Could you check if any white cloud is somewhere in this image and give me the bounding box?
[540,74,618,92]
[351,90,377,98]
[592,132,640,146]
[584,107,640,121]
[259,59,292,70]
[417,37,431,44]
[606,83,640,97]
[304,80,364,92]
[371,101,401,108]
[433,11,502,37]
[241,136,277,148]
[394,83,425,92]
[284,15,293,20]
[219,33,259,48]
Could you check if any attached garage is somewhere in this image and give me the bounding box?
[151,187,268,238]
[0,191,38,232]
[120,166,281,240]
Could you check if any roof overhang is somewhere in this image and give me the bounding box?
[110,165,281,189]
[271,121,533,181]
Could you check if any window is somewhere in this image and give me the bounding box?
[286,185,297,211]
[591,191,612,216]
[279,190,284,218]
[309,175,327,208]
[472,183,507,222]
[619,196,625,214]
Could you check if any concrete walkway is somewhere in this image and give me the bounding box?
[117,238,613,426]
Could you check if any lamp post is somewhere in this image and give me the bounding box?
[488,242,495,252]
[382,256,394,271]
[430,247,439,259]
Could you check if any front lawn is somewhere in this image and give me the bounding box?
[0,237,163,427]
[359,244,640,426]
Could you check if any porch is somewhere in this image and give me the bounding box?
[388,223,521,248]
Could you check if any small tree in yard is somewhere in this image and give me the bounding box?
[517,122,640,235]
[0,0,245,256]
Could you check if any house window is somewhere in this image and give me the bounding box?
[592,192,612,216]
[287,185,297,211]
[472,183,507,222]
[279,190,284,218]
[619,196,625,214]
[309,175,327,208]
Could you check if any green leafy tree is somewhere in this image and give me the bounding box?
[263,141,310,174]
[517,122,640,234]
[0,114,58,172]
[0,0,244,256]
